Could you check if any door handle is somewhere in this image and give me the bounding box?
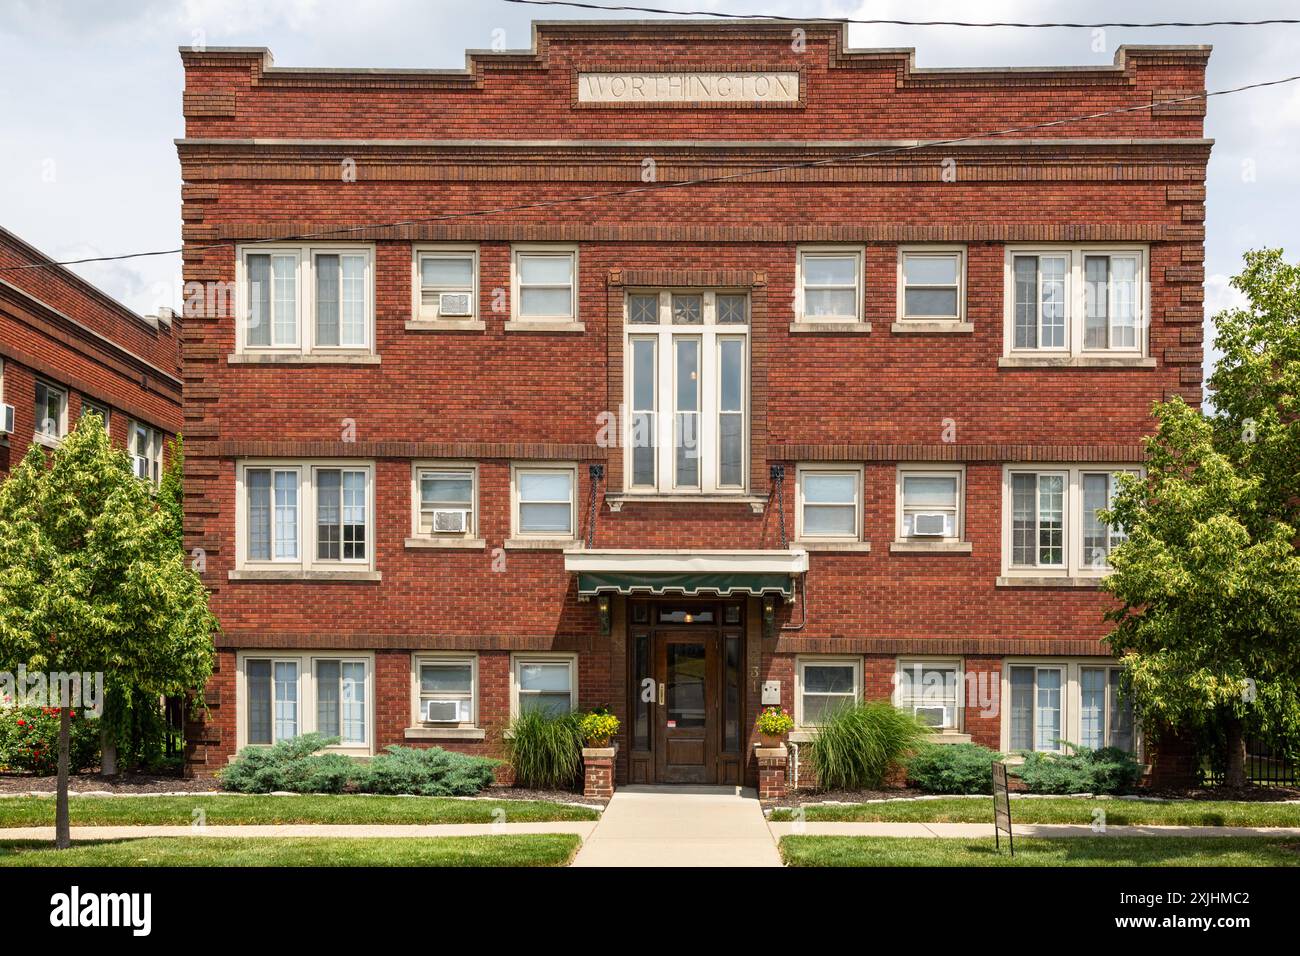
[658,682,665,707]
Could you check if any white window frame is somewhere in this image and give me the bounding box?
[1001,659,1140,756]
[510,653,578,718]
[413,245,478,321]
[80,399,111,433]
[896,246,966,323]
[894,658,963,731]
[1003,246,1148,358]
[235,460,376,572]
[795,246,864,324]
[511,244,578,323]
[1001,465,1142,579]
[128,420,164,486]
[410,461,478,540]
[510,462,578,541]
[895,465,965,543]
[794,464,863,542]
[411,653,479,728]
[236,243,375,355]
[1078,664,1136,752]
[33,379,67,442]
[235,650,374,755]
[623,290,750,494]
[795,656,862,728]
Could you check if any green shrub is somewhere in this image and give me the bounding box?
[219,733,354,794]
[1013,744,1143,794]
[0,706,100,775]
[805,702,931,791]
[906,743,1002,794]
[356,745,497,796]
[505,710,584,790]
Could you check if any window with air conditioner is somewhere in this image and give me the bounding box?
[129,421,164,486]
[896,660,961,730]
[897,467,964,542]
[416,657,477,727]
[415,248,477,321]
[413,464,476,541]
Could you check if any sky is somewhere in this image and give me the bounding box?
[2,0,1297,379]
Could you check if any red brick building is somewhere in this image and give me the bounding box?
[177,21,1208,788]
[0,226,181,482]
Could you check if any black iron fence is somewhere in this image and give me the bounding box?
[1203,737,1298,787]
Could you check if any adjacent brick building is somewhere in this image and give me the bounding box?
[177,20,1209,787]
[0,226,181,482]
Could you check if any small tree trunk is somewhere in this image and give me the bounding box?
[1224,715,1248,790]
[56,706,71,850]
[100,725,118,777]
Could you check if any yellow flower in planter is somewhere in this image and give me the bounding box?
[580,710,621,747]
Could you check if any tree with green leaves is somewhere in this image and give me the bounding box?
[0,415,216,847]
[1104,250,1300,788]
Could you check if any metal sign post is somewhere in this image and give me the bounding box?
[992,761,1014,857]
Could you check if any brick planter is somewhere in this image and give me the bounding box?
[756,745,788,801]
[582,745,617,800]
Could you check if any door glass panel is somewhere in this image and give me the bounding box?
[657,608,714,625]
[633,633,650,751]
[723,634,741,752]
[666,643,707,729]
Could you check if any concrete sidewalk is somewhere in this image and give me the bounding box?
[571,786,781,867]
[767,821,1300,839]
[1,822,598,841]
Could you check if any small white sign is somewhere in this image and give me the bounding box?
[577,71,799,105]
[761,680,781,705]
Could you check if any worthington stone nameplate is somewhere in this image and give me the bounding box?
[577,71,800,104]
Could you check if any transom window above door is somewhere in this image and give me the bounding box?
[624,290,748,494]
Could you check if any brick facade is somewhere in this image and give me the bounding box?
[177,22,1207,785]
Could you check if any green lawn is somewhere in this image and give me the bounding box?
[780,835,1300,867]
[0,835,581,867]
[0,794,598,827]
[769,797,1300,827]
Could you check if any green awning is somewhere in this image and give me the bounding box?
[577,571,793,599]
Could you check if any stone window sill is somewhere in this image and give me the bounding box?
[890,540,973,554]
[891,322,974,334]
[405,537,486,550]
[404,726,486,742]
[788,321,871,334]
[606,493,766,514]
[228,353,381,365]
[31,433,63,450]
[405,319,486,332]
[998,355,1156,369]
[797,540,872,552]
[503,537,576,550]
[228,569,383,582]
[996,575,1103,588]
[503,321,585,333]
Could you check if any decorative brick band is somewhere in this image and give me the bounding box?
[192,440,604,460]
[214,632,599,651]
[770,637,1116,656]
[771,443,1146,463]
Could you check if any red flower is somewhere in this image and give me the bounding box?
[15,720,24,727]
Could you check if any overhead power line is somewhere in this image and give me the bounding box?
[503,0,1300,29]
[5,71,1299,275]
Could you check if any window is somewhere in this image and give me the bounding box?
[897,467,963,541]
[415,248,477,320]
[413,464,476,539]
[797,658,861,726]
[512,465,576,538]
[34,380,67,440]
[129,421,164,486]
[238,462,374,571]
[1009,664,1064,752]
[512,656,576,716]
[512,246,577,322]
[898,249,964,321]
[241,653,371,750]
[624,290,748,493]
[1005,248,1146,356]
[1003,466,1140,578]
[1080,666,1134,752]
[416,656,477,726]
[796,466,861,541]
[797,248,863,323]
[239,245,374,354]
[896,660,961,730]
[81,400,110,432]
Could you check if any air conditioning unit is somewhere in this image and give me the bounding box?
[432,509,468,533]
[438,292,472,317]
[424,699,460,723]
[0,404,13,435]
[914,705,949,729]
[912,512,948,537]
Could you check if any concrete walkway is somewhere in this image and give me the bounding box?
[768,821,1300,839]
[571,785,782,867]
[1,822,597,841]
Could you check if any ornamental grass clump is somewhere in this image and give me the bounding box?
[806,701,931,791]
[505,710,585,790]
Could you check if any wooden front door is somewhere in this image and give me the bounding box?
[653,631,718,784]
